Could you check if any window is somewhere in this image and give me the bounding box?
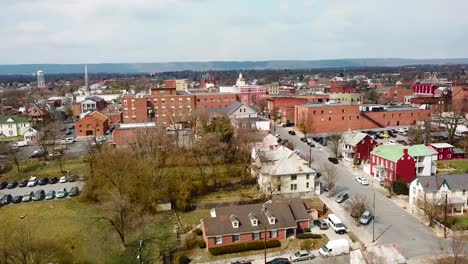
[447,154,451,158]
[215,236,222,245]
[232,234,240,242]
[124,100,128,106]
[306,174,310,180]
[463,189,466,195]
[413,187,416,194]
[306,182,309,188]
[252,232,261,240]
[290,184,297,191]
[291,175,297,180]
[270,230,278,238]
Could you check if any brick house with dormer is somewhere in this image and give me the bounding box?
[201,199,311,249]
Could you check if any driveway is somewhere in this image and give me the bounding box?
[274,125,449,259]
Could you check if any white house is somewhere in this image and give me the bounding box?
[409,174,468,214]
[252,142,316,195]
[0,115,31,138]
[23,127,39,143]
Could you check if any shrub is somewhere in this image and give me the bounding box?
[197,238,206,249]
[393,179,409,195]
[194,228,203,236]
[304,228,311,233]
[297,233,322,239]
[178,255,191,264]
[208,240,281,256]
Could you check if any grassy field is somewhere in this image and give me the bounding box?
[193,186,260,203]
[178,209,210,228]
[436,159,468,175]
[0,199,176,263]
[1,158,89,181]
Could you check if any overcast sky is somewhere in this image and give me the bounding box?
[1,0,468,64]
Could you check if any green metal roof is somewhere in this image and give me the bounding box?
[0,115,29,124]
[371,144,435,162]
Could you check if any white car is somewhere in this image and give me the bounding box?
[275,134,280,138]
[59,176,67,183]
[64,137,76,144]
[355,176,369,186]
[387,139,397,145]
[27,177,38,187]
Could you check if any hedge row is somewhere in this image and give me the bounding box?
[297,233,322,239]
[208,240,281,256]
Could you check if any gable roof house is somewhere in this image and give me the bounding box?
[76,111,109,137]
[370,144,437,184]
[409,174,468,214]
[341,131,378,165]
[0,115,31,138]
[252,139,316,195]
[201,199,312,249]
[209,101,269,130]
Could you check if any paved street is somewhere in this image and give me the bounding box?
[274,125,450,259]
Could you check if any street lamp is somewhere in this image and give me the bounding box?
[20,214,34,264]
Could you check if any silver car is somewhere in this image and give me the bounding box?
[335,192,349,203]
[360,210,373,225]
[290,250,314,262]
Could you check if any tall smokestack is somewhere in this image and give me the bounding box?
[85,64,89,92]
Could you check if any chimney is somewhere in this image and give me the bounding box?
[403,148,408,155]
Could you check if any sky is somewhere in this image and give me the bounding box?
[1,0,468,64]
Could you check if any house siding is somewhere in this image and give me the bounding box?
[205,229,287,249]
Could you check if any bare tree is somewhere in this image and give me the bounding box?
[233,130,257,184]
[36,122,61,159]
[450,223,468,264]
[298,112,311,137]
[345,194,369,224]
[418,196,443,227]
[265,176,287,198]
[329,133,342,158]
[321,164,338,197]
[440,112,465,145]
[0,143,20,173]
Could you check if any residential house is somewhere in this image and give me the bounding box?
[429,143,459,160]
[341,131,378,165]
[26,104,50,123]
[23,127,39,143]
[0,105,19,115]
[0,115,31,138]
[76,111,109,137]
[370,144,437,184]
[201,199,312,249]
[409,174,468,214]
[252,144,316,194]
[80,96,106,113]
[210,101,269,130]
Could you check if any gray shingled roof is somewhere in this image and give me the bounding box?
[417,173,468,192]
[202,199,311,237]
[341,131,371,146]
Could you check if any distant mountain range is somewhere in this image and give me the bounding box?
[1,58,467,75]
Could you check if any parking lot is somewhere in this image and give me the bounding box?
[0,180,85,204]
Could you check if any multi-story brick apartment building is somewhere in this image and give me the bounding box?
[76,111,109,137]
[294,103,431,134]
[193,92,237,109]
[265,95,329,123]
[377,84,413,104]
[201,199,311,249]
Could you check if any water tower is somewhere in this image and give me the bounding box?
[37,70,45,88]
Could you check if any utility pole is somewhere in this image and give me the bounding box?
[264,223,267,264]
[309,145,312,168]
[137,237,144,264]
[372,192,375,243]
[444,193,448,238]
[20,214,34,264]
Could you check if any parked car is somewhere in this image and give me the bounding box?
[359,210,373,225]
[59,176,67,183]
[288,130,296,135]
[275,134,281,138]
[335,191,349,203]
[65,131,72,135]
[355,176,369,186]
[56,188,67,199]
[387,139,397,145]
[64,137,76,144]
[282,122,294,127]
[32,190,45,201]
[0,194,12,205]
[267,258,291,264]
[231,261,252,264]
[12,195,23,204]
[0,182,8,189]
[45,190,56,200]
[69,187,79,197]
[49,177,59,184]
[307,142,315,147]
[38,177,49,185]
[7,181,18,189]
[313,219,328,230]
[27,177,38,187]
[68,175,78,182]
[19,179,28,187]
[300,137,307,142]
[22,192,34,202]
[30,149,45,158]
[328,157,338,164]
[290,250,314,262]
[319,239,350,257]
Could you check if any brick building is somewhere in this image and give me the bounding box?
[412,83,438,96]
[429,143,456,160]
[76,111,109,137]
[377,85,413,104]
[330,85,357,93]
[236,85,267,106]
[294,103,431,134]
[100,104,122,125]
[201,199,311,249]
[265,95,329,123]
[112,123,162,147]
[451,86,468,114]
[341,131,378,165]
[194,93,237,109]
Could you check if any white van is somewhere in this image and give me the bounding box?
[327,214,346,234]
[319,239,350,257]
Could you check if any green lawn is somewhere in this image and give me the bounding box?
[0,199,176,263]
[194,186,260,203]
[437,159,468,175]
[0,135,23,142]
[178,210,210,228]
[1,158,89,181]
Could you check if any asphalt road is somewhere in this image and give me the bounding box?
[274,125,449,259]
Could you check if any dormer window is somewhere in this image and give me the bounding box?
[248,213,258,226]
[230,214,239,228]
[265,211,276,224]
